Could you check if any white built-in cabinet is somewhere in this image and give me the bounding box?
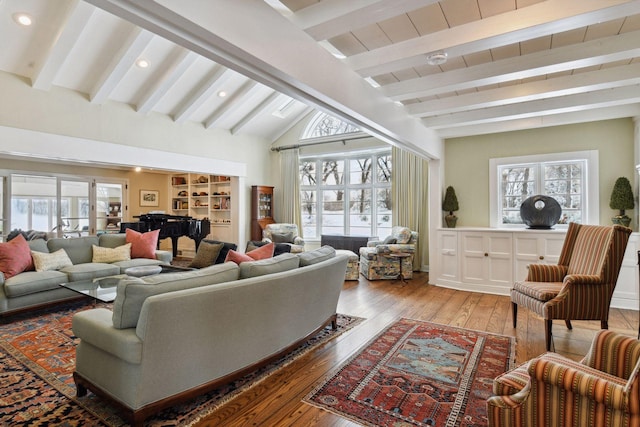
[433,228,639,311]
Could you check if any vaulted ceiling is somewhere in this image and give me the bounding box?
[2,0,639,157]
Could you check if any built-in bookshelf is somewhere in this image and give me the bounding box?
[170,173,233,227]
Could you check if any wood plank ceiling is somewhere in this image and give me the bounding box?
[1,0,639,145]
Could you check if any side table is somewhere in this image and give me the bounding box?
[386,252,411,283]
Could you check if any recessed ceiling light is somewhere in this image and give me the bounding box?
[135,58,150,68]
[426,51,448,66]
[13,12,33,26]
[217,91,227,98]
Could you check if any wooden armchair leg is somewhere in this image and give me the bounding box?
[565,320,572,330]
[545,319,553,351]
[512,302,518,328]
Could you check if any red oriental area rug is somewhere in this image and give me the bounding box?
[0,301,362,426]
[304,318,516,427]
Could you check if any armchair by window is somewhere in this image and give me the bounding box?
[359,226,418,280]
[511,222,631,351]
[487,330,640,427]
[262,223,305,253]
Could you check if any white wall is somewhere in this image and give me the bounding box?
[0,71,274,245]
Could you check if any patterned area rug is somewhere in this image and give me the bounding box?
[304,318,516,427]
[0,301,362,426]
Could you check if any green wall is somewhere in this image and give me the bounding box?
[444,118,635,229]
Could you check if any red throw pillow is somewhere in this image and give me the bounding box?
[125,228,160,259]
[0,234,34,279]
[225,242,275,264]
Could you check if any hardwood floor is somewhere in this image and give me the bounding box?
[196,272,638,426]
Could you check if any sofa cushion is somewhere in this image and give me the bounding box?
[383,235,398,244]
[125,228,160,259]
[111,258,163,274]
[298,245,336,267]
[201,239,237,264]
[112,262,240,329]
[98,233,127,248]
[0,235,34,279]
[189,241,224,268]
[225,243,275,264]
[60,262,120,282]
[27,238,49,253]
[47,236,98,265]
[31,249,73,272]
[4,270,69,297]
[92,243,131,263]
[239,253,300,279]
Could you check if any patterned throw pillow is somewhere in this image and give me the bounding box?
[92,243,131,263]
[383,235,398,244]
[394,227,412,244]
[0,234,34,279]
[125,228,160,259]
[189,241,224,268]
[31,249,73,272]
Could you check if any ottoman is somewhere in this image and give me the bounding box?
[335,249,359,280]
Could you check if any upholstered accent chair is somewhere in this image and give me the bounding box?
[511,222,631,352]
[487,330,640,427]
[359,226,418,280]
[262,223,305,253]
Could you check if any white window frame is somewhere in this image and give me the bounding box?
[300,149,392,239]
[489,150,599,228]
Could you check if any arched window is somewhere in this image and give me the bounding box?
[301,112,361,140]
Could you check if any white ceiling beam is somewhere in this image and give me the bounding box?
[32,1,95,91]
[424,85,640,128]
[435,105,640,139]
[173,65,230,123]
[347,0,639,77]
[292,0,440,41]
[231,91,281,134]
[269,106,315,143]
[204,81,257,129]
[86,0,442,160]
[137,49,198,114]
[407,62,640,117]
[90,27,154,104]
[383,30,640,101]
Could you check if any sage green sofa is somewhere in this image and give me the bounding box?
[0,234,172,316]
[71,249,348,426]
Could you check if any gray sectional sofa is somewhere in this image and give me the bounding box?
[71,247,348,427]
[0,234,172,316]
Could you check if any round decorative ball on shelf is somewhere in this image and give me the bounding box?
[519,195,562,229]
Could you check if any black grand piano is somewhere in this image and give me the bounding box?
[120,214,210,257]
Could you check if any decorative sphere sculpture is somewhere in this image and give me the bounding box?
[519,195,562,229]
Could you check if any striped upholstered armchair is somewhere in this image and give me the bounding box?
[511,222,631,351]
[487,330,640,427]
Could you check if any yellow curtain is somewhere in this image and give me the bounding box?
[392,146,429,271]
[278,148,302,229]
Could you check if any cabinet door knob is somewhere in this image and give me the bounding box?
[539,256,544,260]
[484,253,489,257]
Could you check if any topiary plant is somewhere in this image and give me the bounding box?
[442,186,459,227]
[609,177,634,227]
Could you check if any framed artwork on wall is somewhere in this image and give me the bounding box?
[140,190,159,207]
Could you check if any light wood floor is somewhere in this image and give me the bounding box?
[197,272,639,427]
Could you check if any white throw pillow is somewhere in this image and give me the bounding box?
[31,249,73,272]
[92,243,131,263]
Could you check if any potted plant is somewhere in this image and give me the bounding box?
[609,176,634,228]
[442,186,459,228]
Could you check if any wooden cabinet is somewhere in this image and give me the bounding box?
[251,185,274,241]
[431,228,639,311]
[512,232,565,281]
[460,231,513,292]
